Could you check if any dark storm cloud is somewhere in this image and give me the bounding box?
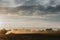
[1,0,60,16]
[14,0,59,7]
[1,0,60,7]
[13,0,60,12]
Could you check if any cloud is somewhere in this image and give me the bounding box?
[0,0,60,16]
[1,0,60,8]
[14,0,60,7]
[0,0,60,29]
[13,0,60,12]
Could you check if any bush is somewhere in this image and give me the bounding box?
[0,29,7,34]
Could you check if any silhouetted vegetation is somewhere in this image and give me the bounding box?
[0,28,60,34]
[0,28,60,40]
[46,28,53,31]
[0,29,7,34]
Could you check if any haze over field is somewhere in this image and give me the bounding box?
[0,0,60,29]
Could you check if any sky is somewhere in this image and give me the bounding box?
[0,0,60,29]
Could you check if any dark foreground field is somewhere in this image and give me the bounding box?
[0,33,60,40]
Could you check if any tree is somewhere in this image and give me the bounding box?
[46,28,53,31]
[0,28,7,34]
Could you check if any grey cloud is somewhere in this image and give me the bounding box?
[14,0,60,7]
[13,0,60,12]
[1,0,60,16]
[1,0,60,7]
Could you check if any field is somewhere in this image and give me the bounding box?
[0,33,60,40]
